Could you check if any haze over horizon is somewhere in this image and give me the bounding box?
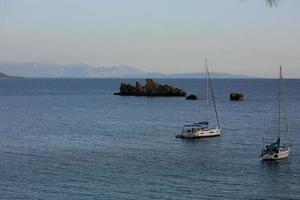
[0,60,257,78]
[1,0,299,78]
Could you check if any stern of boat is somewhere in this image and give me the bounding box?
[261,147,290,161]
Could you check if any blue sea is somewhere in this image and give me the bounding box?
[0,78,299,200]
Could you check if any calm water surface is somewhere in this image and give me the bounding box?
[0,78,299,199]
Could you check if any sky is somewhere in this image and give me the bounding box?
[0,0,300,77]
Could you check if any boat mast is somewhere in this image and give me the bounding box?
[206,60,220,128]
[278,66,282,140]
[205,59,208,122]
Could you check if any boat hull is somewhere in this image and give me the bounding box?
[176,128,220,139]
[261,147,290,161]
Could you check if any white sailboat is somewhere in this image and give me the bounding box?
[176,60,220,139]
[261,66,290,160]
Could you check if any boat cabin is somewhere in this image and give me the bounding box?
[181,122,209,133]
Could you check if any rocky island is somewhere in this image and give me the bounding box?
[114,79,187,96]
[186,94,198,100]
[230,93,244,101]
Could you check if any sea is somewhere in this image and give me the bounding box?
[0,78,299,200]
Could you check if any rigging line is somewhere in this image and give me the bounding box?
[278,66,281,139]
[281,66,291,146]
[206,61,220,129]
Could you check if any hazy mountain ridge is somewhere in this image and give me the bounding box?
[128,72,252,79]
[0,72,13,79]
[0,61,253,78]
[0,72,21,79]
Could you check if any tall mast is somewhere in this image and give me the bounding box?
[205,59,208,122]
[278,66,282,139]
[206,60,220,128]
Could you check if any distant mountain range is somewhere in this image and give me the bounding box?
[0,72,12,79]
[0,61,254,78]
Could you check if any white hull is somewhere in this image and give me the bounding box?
[176,128,220,139]
[262,147,290,161]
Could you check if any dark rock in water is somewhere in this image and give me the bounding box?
[135,81,143,95]
[230,93,244,101]
[114,79,187,97]
[186,94,198,100]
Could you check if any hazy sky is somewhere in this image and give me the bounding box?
[1,0,299,77]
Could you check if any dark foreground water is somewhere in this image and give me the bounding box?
[0,78,299,200]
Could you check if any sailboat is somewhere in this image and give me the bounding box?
[176,60,220,139]
[261,66,290,160]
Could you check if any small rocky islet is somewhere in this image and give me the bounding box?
[114,79,187,97]
[230,93,244,101]
[186,94,198,100]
